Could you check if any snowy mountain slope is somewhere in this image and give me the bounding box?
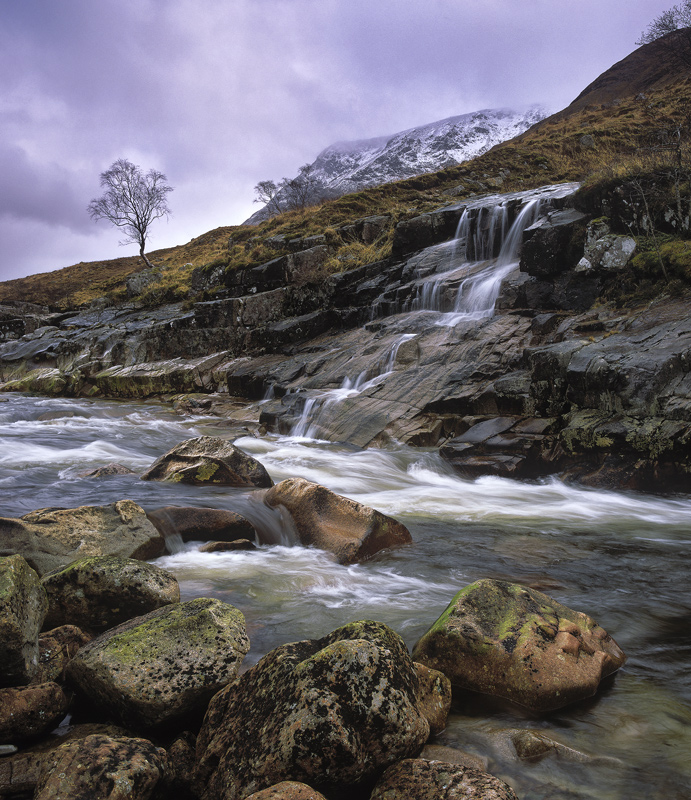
[246,105,547,223]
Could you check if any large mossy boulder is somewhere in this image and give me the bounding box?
[0,501,165,576]
[141,436,274,487]
[412,579,626,712]
[34,734,168,800]
[370,759,518,800]
[194,620,430,800]
[41,556,180,633]
[67,598,249,730]
[264,478,412,564]
[0,555,47,686]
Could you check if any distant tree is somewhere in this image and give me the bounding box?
[253,163,324,219]
[637,1,691,67]
[253,180,284,216]
[88,159,173,269]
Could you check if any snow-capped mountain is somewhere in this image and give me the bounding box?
[246,105,547,223]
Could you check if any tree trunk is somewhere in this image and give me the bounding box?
[140,245,154,270]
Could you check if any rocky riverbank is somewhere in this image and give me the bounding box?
[0,436,628,799]
[1,182,689,493]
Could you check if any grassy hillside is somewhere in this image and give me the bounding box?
[2,35,690,311]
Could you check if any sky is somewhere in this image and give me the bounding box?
[0,0,675,282]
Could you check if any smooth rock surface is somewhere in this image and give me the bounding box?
[0,501,165,577]
[147,506,258,544]
[412,579,626,712]
[0,555,47,686]
[67,598,249,729]
[41,556,179,633]
[264,478,412,564]
[194,620,429,800]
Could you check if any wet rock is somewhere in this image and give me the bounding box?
[412,579,626,712]
[147,506,258,545]
[369,759,518,800]
[78,463,137,478]
[35,625,93,684]
[0,501,165,577]
[521,208,588,279]
[67,598,249,730]
[264,478,412,564]
[199,539,257,553]
[34,734,168,800]
[415,663,452,737]
[0,555,48,686]
[245,783,329,800]
[41,556,180,633]
[194,620,429,800]
[0,682,69,745]
[419,744,489,772]
[141,436,274,487]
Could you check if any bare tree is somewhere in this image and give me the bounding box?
[253,180,284,216]
[637,2,691,67]
[88,159,173,269]
[253,163,324,220]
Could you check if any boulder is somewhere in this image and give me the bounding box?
[141,436,274,487]
[67,598,249,730]
[199,539,257,553]
[419,744,488,772]
[0,501,165,577]
[41,556,180,633]
[78,463,137,478]
[245,783,329,800]
[194,620,430,800]
[520,208,588,278]
[0,555,48,686]
[415,663,452,737]
[34,734,168,800]
[412,579,626,712]
[369,759,518,800]
[35,625,92,684]
[264,478,412,564]
[0,682,69,745]
[146,506,258,545]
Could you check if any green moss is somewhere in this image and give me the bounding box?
[195,462,220,482]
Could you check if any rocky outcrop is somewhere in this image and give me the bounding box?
[369,759,518,800]
[0,555,48,687]
[34,734,168,800]
[264,478,412,564]
[67,598,249,730]
[141,436,274,487]
[0,501,166,576]
[412,579,626,712]
[41,556,180,633]
[194,620,429,800]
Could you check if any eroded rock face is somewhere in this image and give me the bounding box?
[0,555,47,686]
[34,734,168,800]
[369,759,519,800]
[0,501,165,577]
[0,683,69,745]
[141,436,274,487]
[264,478,412,564]
[194,620,430,800]
[67,598,249,730]
[412,579,626,712]
[41,556,180,633]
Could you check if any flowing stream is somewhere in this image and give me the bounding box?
[1,392,690,799]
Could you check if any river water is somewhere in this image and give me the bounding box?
[1,393,690,799]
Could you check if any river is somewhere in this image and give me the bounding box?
[1,392,690,799]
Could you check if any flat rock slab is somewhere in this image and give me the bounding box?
[141,435,274,487]
[67,598,249,729]
[41,556,180,633]
[194,620,429,800]
[264,477,412,564]
[0,501,165,577]
[412,579,626,712]
[0,554,47,686]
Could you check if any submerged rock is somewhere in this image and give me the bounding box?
[141,435,274,487]
[41,556,180,633]
[194,620,429,800]
[0,501,165,577]
[34,734,168,800]
[369,759,518,800]
[67,598,249,730]
[264,477,412,564]
[0,555,47,687]
[412,578,626,712]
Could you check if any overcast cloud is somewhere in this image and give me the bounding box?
[0,0,674,281]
